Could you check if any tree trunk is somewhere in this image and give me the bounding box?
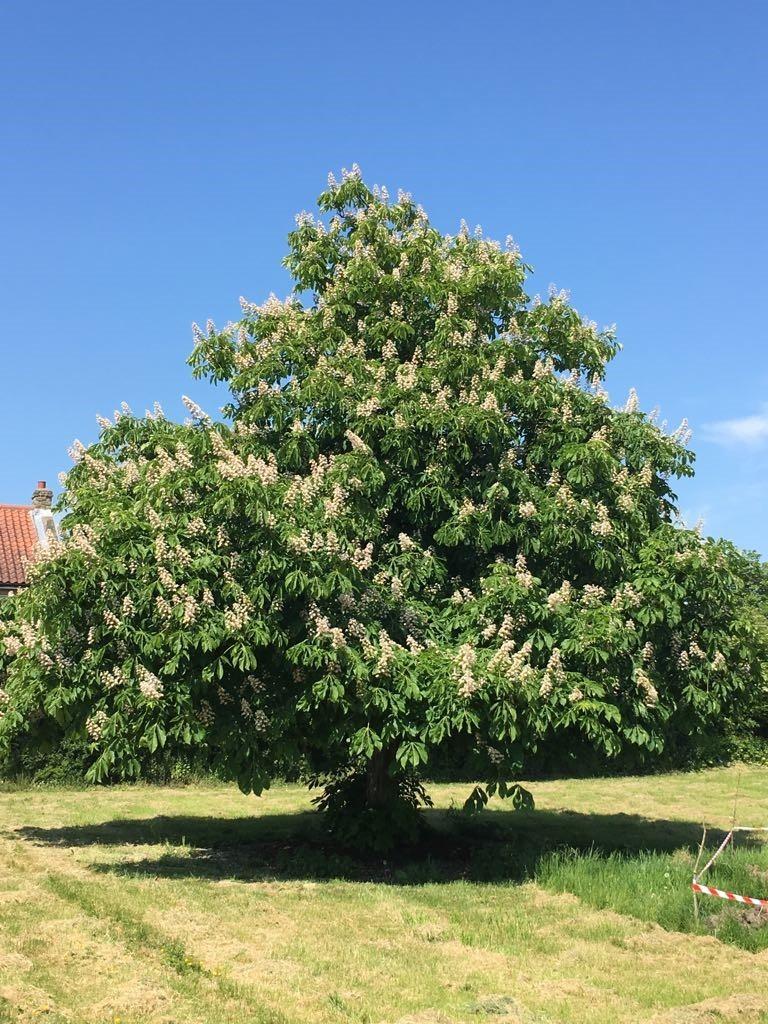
[365,745,397,809]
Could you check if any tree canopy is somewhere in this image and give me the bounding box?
[1,168,764,844]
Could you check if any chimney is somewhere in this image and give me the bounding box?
[31,480,53,509]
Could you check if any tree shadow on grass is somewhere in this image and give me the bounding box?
[14,806,750,885]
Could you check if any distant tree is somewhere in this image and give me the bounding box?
[1,169,765,847]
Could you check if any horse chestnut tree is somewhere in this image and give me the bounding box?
[1,169,763,846]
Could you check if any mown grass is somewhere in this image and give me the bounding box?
[2,767,768,1022]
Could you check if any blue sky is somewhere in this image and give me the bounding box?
[1,1,766,553]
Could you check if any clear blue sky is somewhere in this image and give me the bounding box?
[2,1,766,554]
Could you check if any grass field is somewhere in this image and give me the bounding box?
[2,767,768,1023]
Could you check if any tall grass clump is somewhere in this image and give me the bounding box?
[536,840,768,952]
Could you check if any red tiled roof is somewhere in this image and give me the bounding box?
[0,504,38,588]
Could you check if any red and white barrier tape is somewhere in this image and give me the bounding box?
[691,826,768,911]
[691,880,768,909]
